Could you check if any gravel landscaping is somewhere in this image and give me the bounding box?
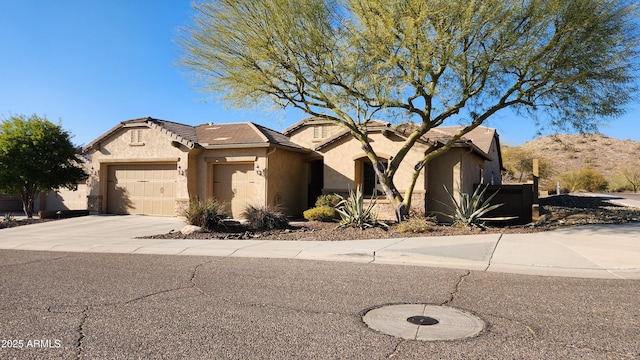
[141,194,640,241]
[2,194,638,240]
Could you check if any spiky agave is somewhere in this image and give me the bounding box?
[436,184,516,229]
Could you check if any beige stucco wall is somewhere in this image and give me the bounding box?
[287,122,345,149]
[426,147,485,220]
[265,147,307,216]
[483,138,502,185]
[86,125,190,214]
[320,132,429,194]
[40,185,89,211]
[316,131,430,219]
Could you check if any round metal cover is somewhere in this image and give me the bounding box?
[362,304,484,341]
[407,315,439,326]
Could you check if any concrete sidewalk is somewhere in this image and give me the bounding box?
[1,215,639,279]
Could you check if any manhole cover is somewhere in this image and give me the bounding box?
[362,304,484,341]
[407,315,439,326]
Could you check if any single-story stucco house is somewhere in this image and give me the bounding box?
[80,116,502,221]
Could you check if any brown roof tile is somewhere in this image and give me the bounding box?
[195,122,307,150]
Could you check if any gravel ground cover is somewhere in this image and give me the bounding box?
[141,194,640,241]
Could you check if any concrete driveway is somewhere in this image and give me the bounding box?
[1,215,639,279]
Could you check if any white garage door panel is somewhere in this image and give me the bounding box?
[107,164,176,216]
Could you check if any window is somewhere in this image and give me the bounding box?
[313,125,328,139]
[130,129,143,145]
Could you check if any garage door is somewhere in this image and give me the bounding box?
[213,163,255,218]
[107,164,176,216]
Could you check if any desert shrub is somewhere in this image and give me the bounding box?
[335,186,388,230]
[242,204,289,230]
[559,168,608,192]
[607,174,634,192]
[183,198,227,231]
[315,194,342,208]
[303,206,337,222]
[395,215,437,233]
[3,213,15,222]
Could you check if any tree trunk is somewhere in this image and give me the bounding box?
[20,191,37,218]
[370,163,407,222]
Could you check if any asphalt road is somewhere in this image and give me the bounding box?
[1,250,638,359]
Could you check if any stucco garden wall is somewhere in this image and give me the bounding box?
[266,147,307,216]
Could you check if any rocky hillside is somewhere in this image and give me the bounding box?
[503,133,640,190]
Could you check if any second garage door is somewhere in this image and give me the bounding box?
[107,164,176,216]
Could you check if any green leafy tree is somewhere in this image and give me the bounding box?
[502,146,553,182]
[179,0,639,220]
[0,114,88,218]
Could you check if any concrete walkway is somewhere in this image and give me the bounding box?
[1,214,638,279]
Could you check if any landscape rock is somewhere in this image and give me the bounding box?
[181,225,204,235]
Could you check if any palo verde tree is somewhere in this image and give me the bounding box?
[179,0,639,220]
[0,114,88,218]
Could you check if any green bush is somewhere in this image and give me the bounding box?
[183,198,227,231]
[315,194,342,208]
[335,186,388,230]
[303,206,337,221]
[395,216,437,233]
[242,204,289,230]
[559,168,608,192]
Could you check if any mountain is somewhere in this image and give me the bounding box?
[502,133,640,190]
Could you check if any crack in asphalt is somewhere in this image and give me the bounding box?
[37,258,222,358]
[484,312,538,339]
[387,339,407,358]
[75,306,88,360]
[442,270,470,306]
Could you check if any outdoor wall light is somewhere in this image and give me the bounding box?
[254,164,263,176]
[177,164,186,176]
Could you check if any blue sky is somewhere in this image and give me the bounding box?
[1,1,639,147]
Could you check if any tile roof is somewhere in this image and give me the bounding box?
[429,126,498,155]
[84,117,199,151]
[84,118,308,152]
[148,119,198,145]
[195,122,306,150]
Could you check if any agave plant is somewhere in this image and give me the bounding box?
[436,184,516,229]
[335,186,388,230]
